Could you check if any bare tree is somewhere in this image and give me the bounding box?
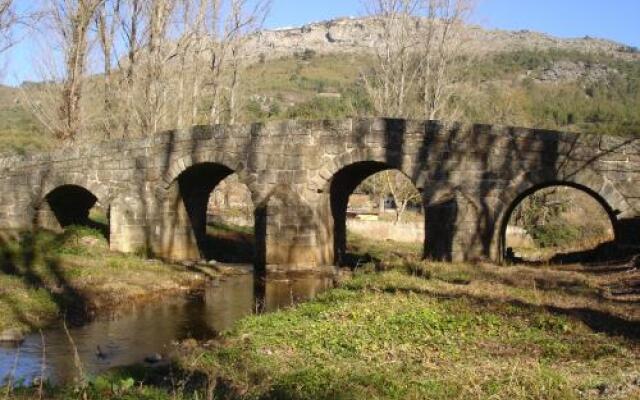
[359,170,421,222]
[22,0,104,140]
[203,0,270,125]
[383,170,421,223]
[362,0,422,118]
[117,0,142,137]
[418,0,473,120]
[188,0,208,125]
[0,0,17,54]
[51,0,105,140]
[96,0,121,138]
[362,0,474,120]
[27,0,270,140]
[138,0,177,134]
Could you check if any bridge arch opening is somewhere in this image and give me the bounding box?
[38,184,109,239]
[177,162,255,263]
[500,183,616,264]
[330,161,425,267]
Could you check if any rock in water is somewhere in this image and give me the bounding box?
[0,328,25,343]
[144,353,163,364]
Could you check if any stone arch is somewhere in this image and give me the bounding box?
[35,184,110,238]
[326,159,424,265]
[492,170,623,262]
[309,145,418,194]
[36,174,111,212]
[162,153,251,193]
[157,158,257,262]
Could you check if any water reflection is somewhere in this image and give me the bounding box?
[261,277,334,311]
[0,274,333,385]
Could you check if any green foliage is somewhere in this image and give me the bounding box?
[289,74,329,93]
[285,97,349,119]
[509,187,612,251]
[529,223,581,248]
[0,105,52,155]
[464,49,640,136]
[2,49,639,157]
[283,86,373,120]
[245,98,282,121]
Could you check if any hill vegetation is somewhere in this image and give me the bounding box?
[1,44,639,156]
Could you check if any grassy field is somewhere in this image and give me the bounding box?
[6,233,638,399]
[172,236,639,400]
[0,227,206,336]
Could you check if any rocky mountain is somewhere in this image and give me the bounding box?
[243,17,640,62]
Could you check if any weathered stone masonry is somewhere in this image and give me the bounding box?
[1,118,639,274]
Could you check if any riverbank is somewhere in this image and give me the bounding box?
[6,234,639,399]
[174,238,639,400]
[0,227,208,340]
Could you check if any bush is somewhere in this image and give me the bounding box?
[529,224,581,248]
[285,97,350,119]
[296,48,317,61]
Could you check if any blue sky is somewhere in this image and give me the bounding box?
[266,0,639,46]
[2,0,639,86]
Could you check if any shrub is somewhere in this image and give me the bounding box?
[529,223,581,248]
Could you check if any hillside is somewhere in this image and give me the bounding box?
[244,17,640,62]
[0,17,639,156]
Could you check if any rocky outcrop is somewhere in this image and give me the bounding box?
[241,17,639,62]
[534,60,618,83]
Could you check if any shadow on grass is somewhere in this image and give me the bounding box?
[509,241,640,300]
[346,236,640,342]
[509,240,640,270]
[361,276,640,342]
[0,228,106,329]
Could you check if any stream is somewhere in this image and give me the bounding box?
[0,274,333,385]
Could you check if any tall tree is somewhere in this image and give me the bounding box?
[418,0,473,120]
[203,0,270,125]
[51,0,105,140]
[139,0,177,134]
[363,0,422,118]
[118,0,142,137]
[0,0,17,54]
[96,0,121,138]
[362,0,474,119]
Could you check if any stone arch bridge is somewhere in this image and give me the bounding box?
[1,118,639,275]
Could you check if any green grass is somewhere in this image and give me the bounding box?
[178,271,637,399]
[170,235,637,399]
[4,233,640,399]
[0,106,53,155]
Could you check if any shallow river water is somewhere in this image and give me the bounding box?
[0,274,333,385]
